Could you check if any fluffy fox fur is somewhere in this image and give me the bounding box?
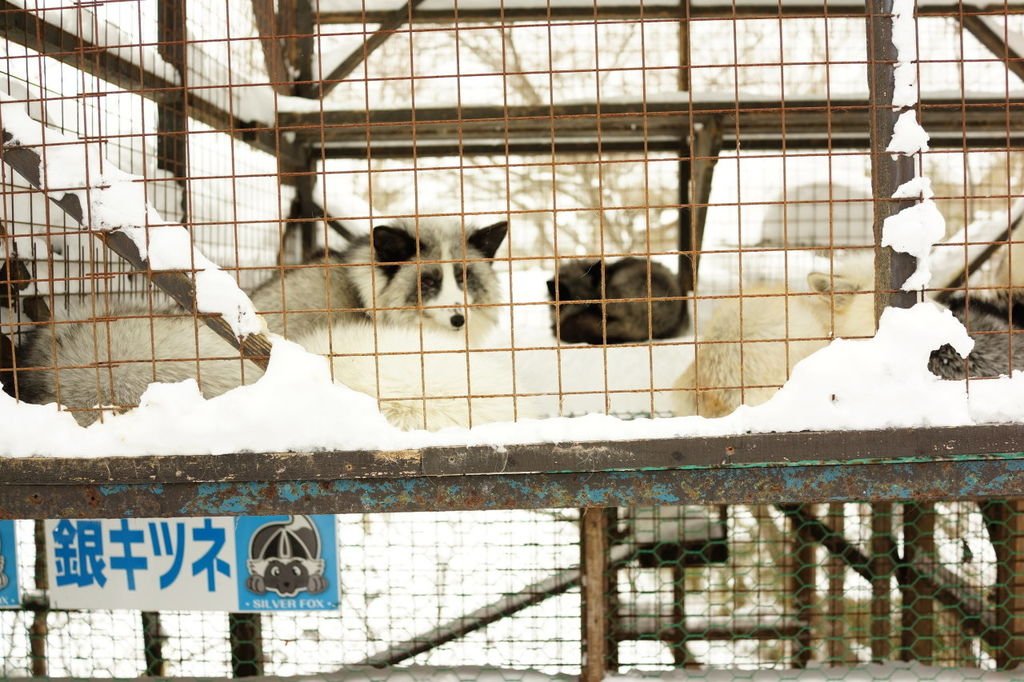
[250,217,508,344]
[547,257,685,344]
[14,302,523,429]
[929,294,1024,380]
[672,257,876,418]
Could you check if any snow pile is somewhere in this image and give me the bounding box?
[890,0,919,109]
[884,0,929,158]
[885,110,929,157]
[0,338,397,457]
[0,93,261,338]
[882,177,946,290]
[881,3,943,292]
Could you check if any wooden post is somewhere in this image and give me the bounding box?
[156,0,190,224]
[251,0,293,95]
[826,503,845,665]
[790,505,815,668]
[581,508,615,681]
[279,0,315,96]
[900,503,935,663]
[870,502,894,662]
[670,546,697,666]
[30,520,47,677]
[987,500,1024,669]
[229,612,264,677]
[142,611,166,677]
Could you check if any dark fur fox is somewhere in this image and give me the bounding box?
[929,294,1024,380]
[547,257,685,344]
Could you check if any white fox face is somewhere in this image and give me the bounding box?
[363,219,508,338]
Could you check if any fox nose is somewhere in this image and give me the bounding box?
[450,313,466,328]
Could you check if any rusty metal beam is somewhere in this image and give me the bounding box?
[252,0,294,96]
[276,96,1024,157]
[617,616,802,642]
[987,500,1024,669]
[7,423,1024,488]
[0,2,300,166]
[157,0,190,224]
[900,503,936,664]
[960,15,1024,83]
[357,539,632,668]
[4,450,1024,520]
[678,121,722,333]
[0,132,274,370]
[315,3,1023,24]
[581,507,614,681]
[317,0,427,99]
[870,502,894,662]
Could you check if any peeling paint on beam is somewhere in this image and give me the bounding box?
[6,423,1024,487]
[4,457,1024,519]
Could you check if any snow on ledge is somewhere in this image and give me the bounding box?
[6,301,1024,458]
[0,93,261,339]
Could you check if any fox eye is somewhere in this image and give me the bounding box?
[420,274,438,289]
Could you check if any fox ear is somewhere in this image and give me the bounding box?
[807,271,860,309]
[468,220,508,259]
[372,225,417,263]
[583,259,604,286]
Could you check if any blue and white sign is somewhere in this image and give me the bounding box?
[236,515,338,612]
[0,521,20,608]
[46,515,337,612]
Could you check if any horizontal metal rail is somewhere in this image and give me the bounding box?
[3,424,1024,518]
[281,96,1024,157]
[316,2,1024,24]
[0,1,301,166]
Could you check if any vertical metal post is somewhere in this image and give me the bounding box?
[790,506,815,668]
[230,612,264,677]
[275,0,320,260]
[826,503,846,665]
[146,6,191,674]
[281,0,318,97]
[988,500,1024,669]
[157,0,190,224]
[866,0,917,316]
[670,556,696,666]
[30,521,48,677]
[677,1,692,332]
[899,503,935,663]
[142,611,166,677]
[581,507,615,681]
[679,125,722,323]
[870,502,894,662]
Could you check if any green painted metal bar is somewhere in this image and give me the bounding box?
[3,454,1024,520]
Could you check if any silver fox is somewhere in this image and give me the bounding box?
[929,294,1024,380]
[546,257,685,344]
[250,217,508,344]
[13,217,516,429]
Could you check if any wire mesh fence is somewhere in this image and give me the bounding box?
[3,503,1024,677]
[1,0,1024,679]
